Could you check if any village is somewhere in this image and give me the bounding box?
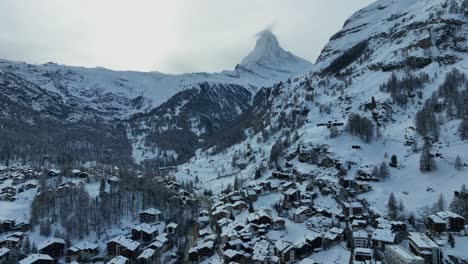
[0,164,466,264]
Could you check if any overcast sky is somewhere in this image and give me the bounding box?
[0,0,374,74]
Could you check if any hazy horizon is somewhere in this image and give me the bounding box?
[0,0,374,74]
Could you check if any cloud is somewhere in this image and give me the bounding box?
[0,0,374,74]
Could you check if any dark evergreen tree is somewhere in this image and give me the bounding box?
[387,193,398,220]
[390,155,398,168]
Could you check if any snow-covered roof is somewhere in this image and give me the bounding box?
[0,247,9,257]
[137,248,155,259]
[386,245,424,261]
[141,208,161,215]
[433,211,464,220]
[329,227,344,234]
[133,223,158,234]
[284,188,299,195]
[38,237,65,250]
[274,240,293,253]
[166,223,178,229]
[293,206,311,215]
[19,254,53,264]
[107,236,140,251]
[70,240,98,251]
[355,247,373,255]
[409,232,439,248]
[353,230,368,239]
[224,249,242,258]
[371,228,395,243]
[156,233,168,244]
[107,255,129,264]
[428,214,447,224]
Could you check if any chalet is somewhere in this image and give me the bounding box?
[293,206,313,223]
[197,241,215,258]
[353,181,371,193]
[131,223,158,243]
[272,171,294,180]
[305,233,323,250]
[217,218,234,232]
[223,249,246,263]
[353,230,369,248]
[281,181,296,191]
[212,208,230,221]
[107,255,129,264]
[322,230,341,249]
[19,254,53,264]
[224,239,243,251]
[247,209,273,226]
[137,248,157,264]
[232,201,247,214]
[427,211,465,233]
[166,222,178,236]
[342,202,363,217]
[23,182,37,191]
[294,239,313,259]
[148,234,170,255]
[0,248,9,264]
[0,193,15,202]
[371,228,395,250]
[284,189,301,202]
[66,241,99,262]
[252,240,277,264]
[273,218,286,230]
[139,208,162,223]
[0,232,23,249]
[354,247,373,262]
[188,247,200,263]
[38,238,66,259]
[1,186,15,195]
[408,232,441,264]
[107,236,141,259]
[352,219,367,230]
[384,245,424,264]
[274,240,295,264]
[47,169,60,177]
[242,189,258,202]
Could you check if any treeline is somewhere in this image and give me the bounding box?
[321,41,368,76]
[345,113,375,143]
[380,72,429,107]
[415,69,468,140]
[30,169,196,240]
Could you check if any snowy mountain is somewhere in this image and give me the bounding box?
[176,0,468,217]
[234,30,314,81]
[0,31,312,165]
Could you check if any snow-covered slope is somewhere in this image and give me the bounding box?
[0,31,312,120]
[177,0,468,217]
[0,31,313,165]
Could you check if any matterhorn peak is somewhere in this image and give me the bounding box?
[239,30,313,76]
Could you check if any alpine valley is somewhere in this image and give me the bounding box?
[0,0,467,263]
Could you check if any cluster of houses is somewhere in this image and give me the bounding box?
[0,167,38,202]
[0,208,177,264]
[185,167,468,264]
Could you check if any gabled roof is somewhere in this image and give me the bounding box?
[371,228,395,243]
[19,254,53,264]
[107,255,128,264]
[107,236,140,251]
[138,248,155,259]
[133,223,158,234]
[0,247,9,257]
[38,237,65,251]
[141,208,161,215]
[274,240,294,253]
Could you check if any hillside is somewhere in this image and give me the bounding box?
[176,0,468,216]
